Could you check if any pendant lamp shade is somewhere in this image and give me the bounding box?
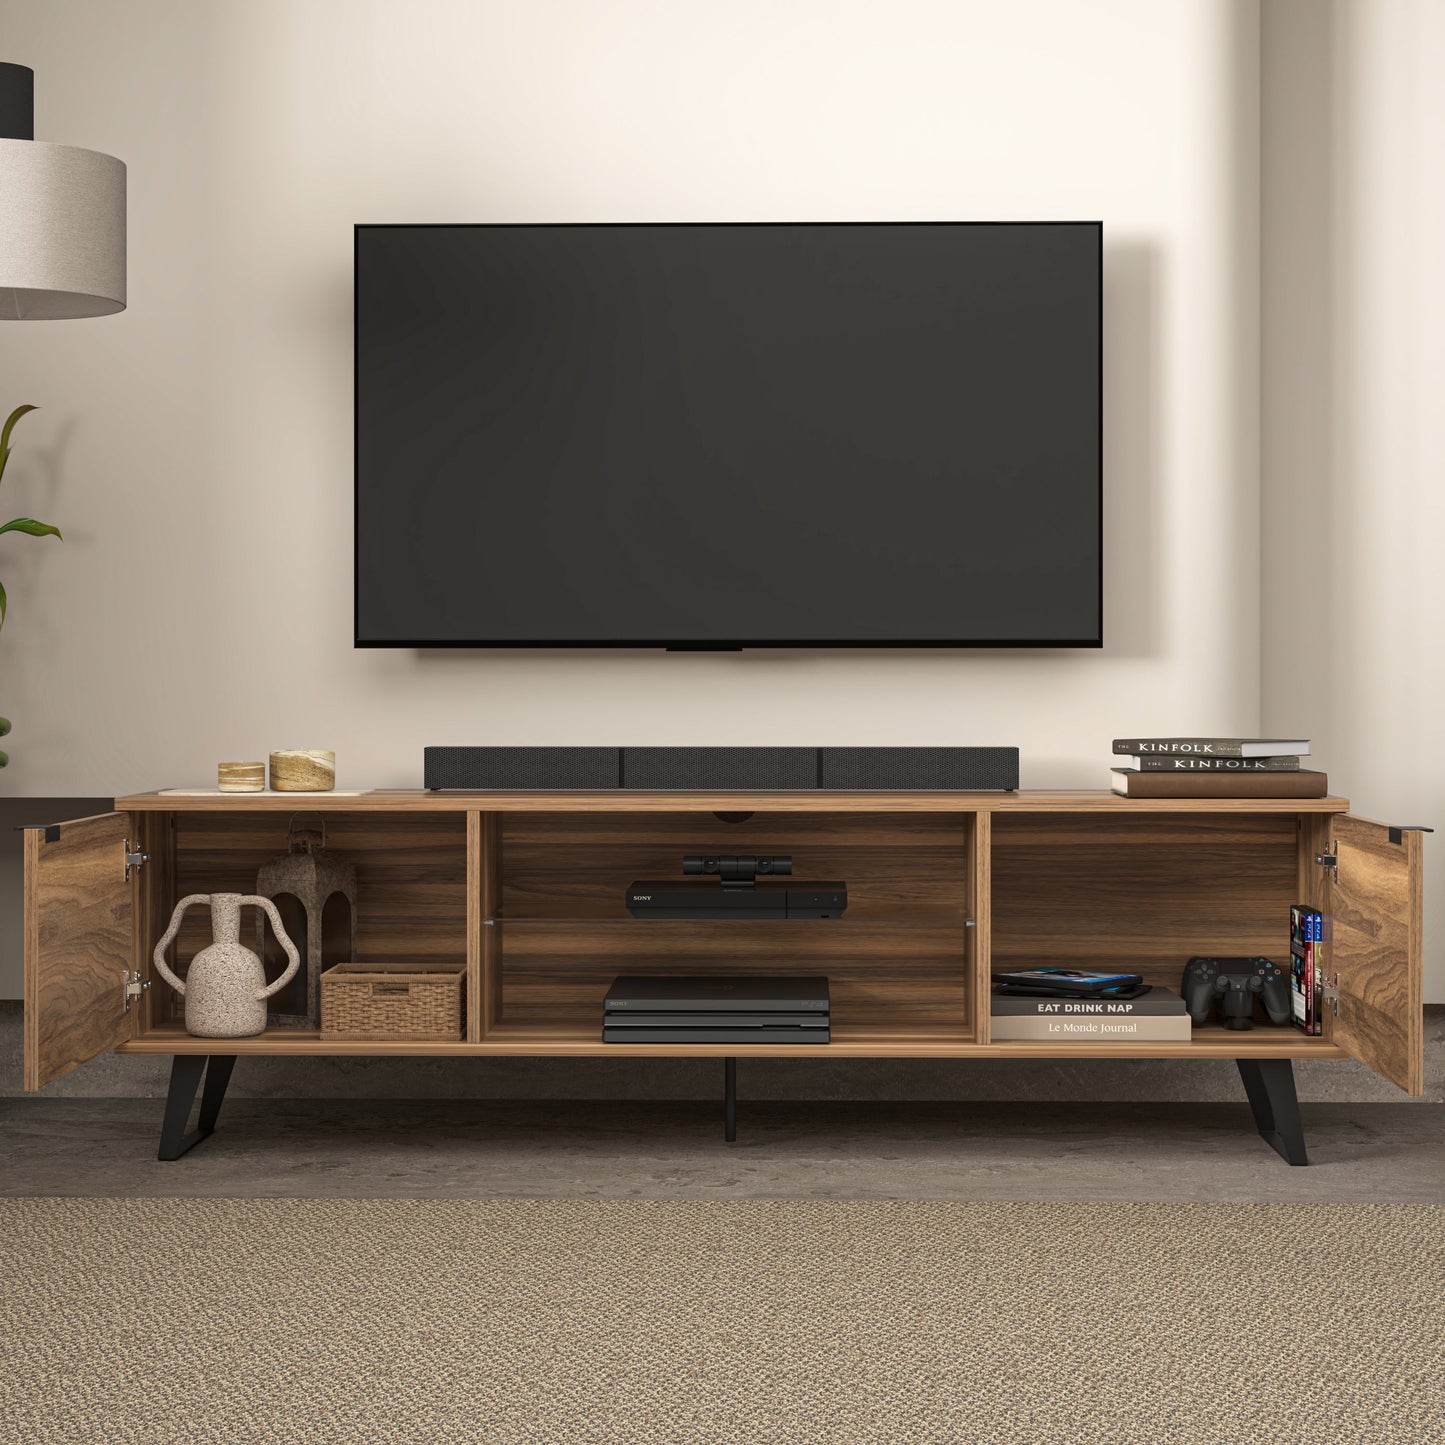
[0,62,126,320]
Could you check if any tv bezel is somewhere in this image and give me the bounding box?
[353,220,1103,650]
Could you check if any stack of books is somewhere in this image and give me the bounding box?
[1109,737,1326,798]
[990,986,1191,1042]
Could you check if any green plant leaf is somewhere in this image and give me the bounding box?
[0,716,10,736]
[0,404,37,487]
[0,517,61,540]
[0,751,9,768]
[0,578,6,629]
[0,405,36,454]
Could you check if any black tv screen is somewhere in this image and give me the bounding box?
[355,222,1100,647]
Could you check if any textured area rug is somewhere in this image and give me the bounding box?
[0,1198,1441,1444]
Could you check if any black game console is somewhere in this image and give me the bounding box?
[1181,956,1292,1030]
[605,975,831,1011]
[625,854,847,920]
[603,975,830,1044]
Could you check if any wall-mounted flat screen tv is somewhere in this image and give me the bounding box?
[355,222,1101,647]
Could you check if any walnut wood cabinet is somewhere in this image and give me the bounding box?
[22,789,1426,1160]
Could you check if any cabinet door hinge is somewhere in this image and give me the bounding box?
[124,840,148,881]
[1318,972,1340,1017]
[1314,842,1338,882]
[122,969,150,1013]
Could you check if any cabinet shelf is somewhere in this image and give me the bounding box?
[117,1022,1348,1061]
[488,910,970,925]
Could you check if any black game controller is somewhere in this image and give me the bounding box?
[1181,956,1292,1030]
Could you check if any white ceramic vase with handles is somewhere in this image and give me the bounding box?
[152,893,300,1038]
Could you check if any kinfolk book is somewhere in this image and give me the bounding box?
[1112,737,1310,758]
[1116,755,1301,772]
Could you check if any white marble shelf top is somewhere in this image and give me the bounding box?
[156,788,371,797]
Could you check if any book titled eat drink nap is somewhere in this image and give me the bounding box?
[990,987,1187,1017]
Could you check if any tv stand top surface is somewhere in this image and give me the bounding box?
[115,788,1352,814]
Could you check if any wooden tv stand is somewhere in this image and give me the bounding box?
[23,788,1425,1164]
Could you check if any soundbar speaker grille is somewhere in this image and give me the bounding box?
[424,747,620,790]
[816,747,1019,791]
[621,747,816,791]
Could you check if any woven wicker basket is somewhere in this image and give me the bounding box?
[321,962,465,1039]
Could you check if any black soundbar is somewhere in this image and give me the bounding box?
[424,746,1018,791]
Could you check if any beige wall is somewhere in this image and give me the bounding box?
[0,0,1259,796]
[1,3,1438,1007]
[1261,0,1445,997]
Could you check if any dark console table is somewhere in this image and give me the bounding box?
[23,788,1424,1164]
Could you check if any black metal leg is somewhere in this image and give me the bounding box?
[724,1057,737,1143]
[158,1055,206,1160]
[1237,1058,1308,1165]
[158,1055,236,1161]
[197,1055,236,1135]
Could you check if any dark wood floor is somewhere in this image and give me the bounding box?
[2,1098,1441,1202]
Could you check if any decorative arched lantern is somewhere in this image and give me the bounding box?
[256,815,357,1028]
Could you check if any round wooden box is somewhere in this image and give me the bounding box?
[269,750,336,792]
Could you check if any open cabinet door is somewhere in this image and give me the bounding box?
[24,812,139,1090]
[1328,814,1425,1095]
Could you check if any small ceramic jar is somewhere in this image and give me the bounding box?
[269,750,336,792]
[217,761,266,792]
